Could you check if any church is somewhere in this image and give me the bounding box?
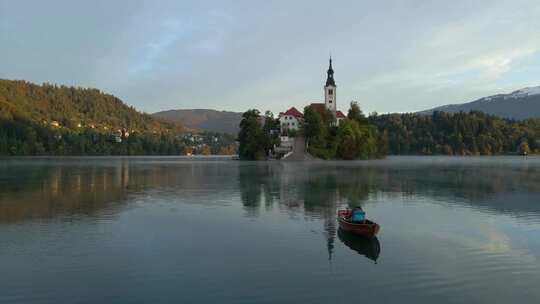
[279,57,346,134]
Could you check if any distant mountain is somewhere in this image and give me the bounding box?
[420,86,540,120]
[0,79,183,133]
[153,109,242,135]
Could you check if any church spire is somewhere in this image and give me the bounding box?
[326,56,335,87]
[324,56,337,113]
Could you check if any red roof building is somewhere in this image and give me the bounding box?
[283,107,303,118]
[279,107,304,133]
[308,103,346,122]
[308,103,327,117]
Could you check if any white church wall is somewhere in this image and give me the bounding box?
[279,115,300,133]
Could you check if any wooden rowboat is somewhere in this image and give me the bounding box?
[337,209,380,238]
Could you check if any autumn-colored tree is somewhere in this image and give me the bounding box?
[219,144,237,155]
[519,141,531,155]
[201,145,211,155]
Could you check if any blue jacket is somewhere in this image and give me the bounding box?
[352,209,365,222]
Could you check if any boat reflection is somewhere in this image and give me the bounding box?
[338,228,381,263]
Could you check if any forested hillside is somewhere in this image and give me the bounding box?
[0,79,186,155]
[370,111,540,155]
[0,79,181,133]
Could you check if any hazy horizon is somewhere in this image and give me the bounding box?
[1,0,540,115]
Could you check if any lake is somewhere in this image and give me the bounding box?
[1,156,540,303]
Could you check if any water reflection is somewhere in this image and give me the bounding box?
[0,159,241,223]
[2,157,540,303]
[0,161,132,223]
[236,159,540,222]
[2,158,540,241]
[235,158,540,261]
[3,158,539,224]
[338,229,381,263]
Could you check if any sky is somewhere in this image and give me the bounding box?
[1,0,540,115]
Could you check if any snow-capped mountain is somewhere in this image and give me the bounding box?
[506,86,540,98]
[420,86,540,120]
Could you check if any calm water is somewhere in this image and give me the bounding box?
[1,156,540,303]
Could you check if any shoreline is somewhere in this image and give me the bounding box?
[1,154,535,160]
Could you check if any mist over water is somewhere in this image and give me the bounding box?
[1,156,540,304]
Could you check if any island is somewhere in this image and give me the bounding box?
[237,58,539,160]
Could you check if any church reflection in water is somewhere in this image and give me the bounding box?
[237,162,379,262]
[3,158,540,262]
[236,160,540,262]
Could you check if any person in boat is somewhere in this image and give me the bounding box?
[350,206,366,223]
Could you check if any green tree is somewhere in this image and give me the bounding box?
[303,106,333,158]
[336,119,358,159]
[347,101,368,125]
[238,109,266,160]
[263,111,280,152]
[336,119,379,160]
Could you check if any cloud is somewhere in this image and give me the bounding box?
[343,1,540,112]
[1,0,540,114]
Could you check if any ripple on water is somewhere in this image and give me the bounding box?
[1,157,540,304]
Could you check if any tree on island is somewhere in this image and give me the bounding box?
[237,109,279,160]
[303,106,334,159]
[347,101,369,125]
[262,111,280,148]
[303,102,380,160]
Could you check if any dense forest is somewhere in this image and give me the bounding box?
[369,111,540,155]
[0,79,235,156]
[0,79,180,132]
[303,102,382,159]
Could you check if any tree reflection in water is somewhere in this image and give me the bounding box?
[2,157,540,263]
[237,159,540,261]
[237,162,376,261]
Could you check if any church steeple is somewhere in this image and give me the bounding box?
[324,57,336,112]
[326,57,336,87]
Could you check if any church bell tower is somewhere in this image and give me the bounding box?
[324,57,337,113]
